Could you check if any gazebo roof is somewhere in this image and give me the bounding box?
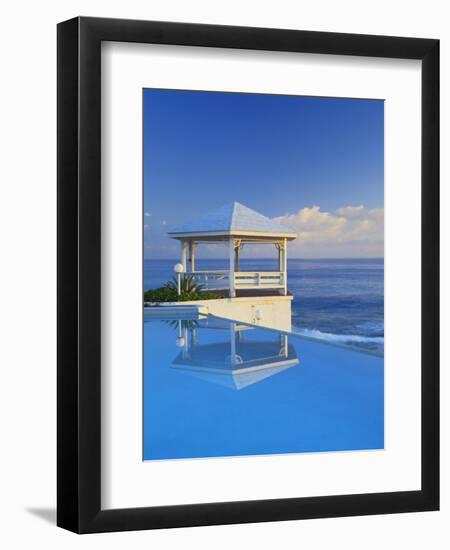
[167,201,297,240]
[172,340,299,390]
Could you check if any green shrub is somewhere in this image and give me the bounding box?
[144,274,222,303]
[143,286,221,303]
[144,286,178,302]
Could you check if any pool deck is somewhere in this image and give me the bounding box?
[145,291,293,332]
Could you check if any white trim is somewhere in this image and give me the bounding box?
[168,230,297,239]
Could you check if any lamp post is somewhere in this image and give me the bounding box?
[173,263,184,295]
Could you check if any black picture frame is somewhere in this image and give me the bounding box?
[57,16,439,533]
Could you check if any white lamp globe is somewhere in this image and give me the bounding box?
[174,263,184,273]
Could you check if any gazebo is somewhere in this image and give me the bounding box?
[172,319,299,390]
[167,202,297,298]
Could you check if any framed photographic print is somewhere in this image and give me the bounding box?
[57,17,439,533]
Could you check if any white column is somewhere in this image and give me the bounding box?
[277,242,282,271]
[235,243,240,272]
[230,323,236,366]
[281,334,288,358]
[189,241,196,272]
[283,238,288,296]
[181,240,187,272]
[184,326,189,356]
[229,238,236,298]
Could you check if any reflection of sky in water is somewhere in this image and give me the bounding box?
[144,315,384,460]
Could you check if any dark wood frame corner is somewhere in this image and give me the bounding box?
[57,16,439,533]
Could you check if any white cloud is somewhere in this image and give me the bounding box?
[144,212,151,217]
[273,204,384,258]
[335,205,365,219]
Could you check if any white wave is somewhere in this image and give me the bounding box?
[294,328,384,345]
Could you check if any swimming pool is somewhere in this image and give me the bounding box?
[143,313,384,460]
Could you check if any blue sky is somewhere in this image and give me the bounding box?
[143,89,384,258]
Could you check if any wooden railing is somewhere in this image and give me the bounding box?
[188,270,284,290]
[234,271,284,289]
[189,270,229,290]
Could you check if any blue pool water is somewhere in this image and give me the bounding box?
[144,258,384,355]
[143,315,384,460]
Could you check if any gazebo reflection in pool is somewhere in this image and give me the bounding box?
[170,317,299,390]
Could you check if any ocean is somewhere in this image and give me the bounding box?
[144,258,384,356]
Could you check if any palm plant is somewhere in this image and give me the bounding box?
[165,274,204,295]
[163,319,200,331]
